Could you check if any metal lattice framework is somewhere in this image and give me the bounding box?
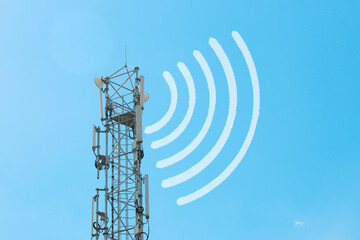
[91,65,149,240]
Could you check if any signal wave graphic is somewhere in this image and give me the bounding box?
[145,31,260,205]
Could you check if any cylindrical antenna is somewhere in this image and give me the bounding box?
[135,71,143,143]
[140,75,145,109]
[145,174,149,219]
[135,103,143,143]
[92,125,96,149]
[99,88,103,120]
[94,76,104,120]
[91,196,95,236]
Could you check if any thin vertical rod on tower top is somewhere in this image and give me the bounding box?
[125,45,127,66]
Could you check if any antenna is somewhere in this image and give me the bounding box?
[91,65,150,240]
[94,76,104,120]
[125,44,127,66]
[92,125,96,149]
[144,174,150,219]
[140,75,149,110]
[140,75,145,109]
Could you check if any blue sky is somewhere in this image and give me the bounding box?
[0,0,359,239]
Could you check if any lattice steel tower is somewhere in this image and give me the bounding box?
[91,65,150,240]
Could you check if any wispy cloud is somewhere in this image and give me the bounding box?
[294,220,305,227]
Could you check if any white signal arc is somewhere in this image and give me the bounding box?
[151,62,196,149]
[144,71,178,134]
[156,50,216,168]
[161,37,237,188]
[177,31,260,205]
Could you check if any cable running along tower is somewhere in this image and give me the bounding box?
[91,65,150,240]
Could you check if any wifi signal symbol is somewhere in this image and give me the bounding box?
[146,31,260,205]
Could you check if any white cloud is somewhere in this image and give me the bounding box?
[294,220,305,227]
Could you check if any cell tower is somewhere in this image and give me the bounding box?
[91,65,150,240]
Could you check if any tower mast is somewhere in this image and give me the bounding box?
[91,65,149,240]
